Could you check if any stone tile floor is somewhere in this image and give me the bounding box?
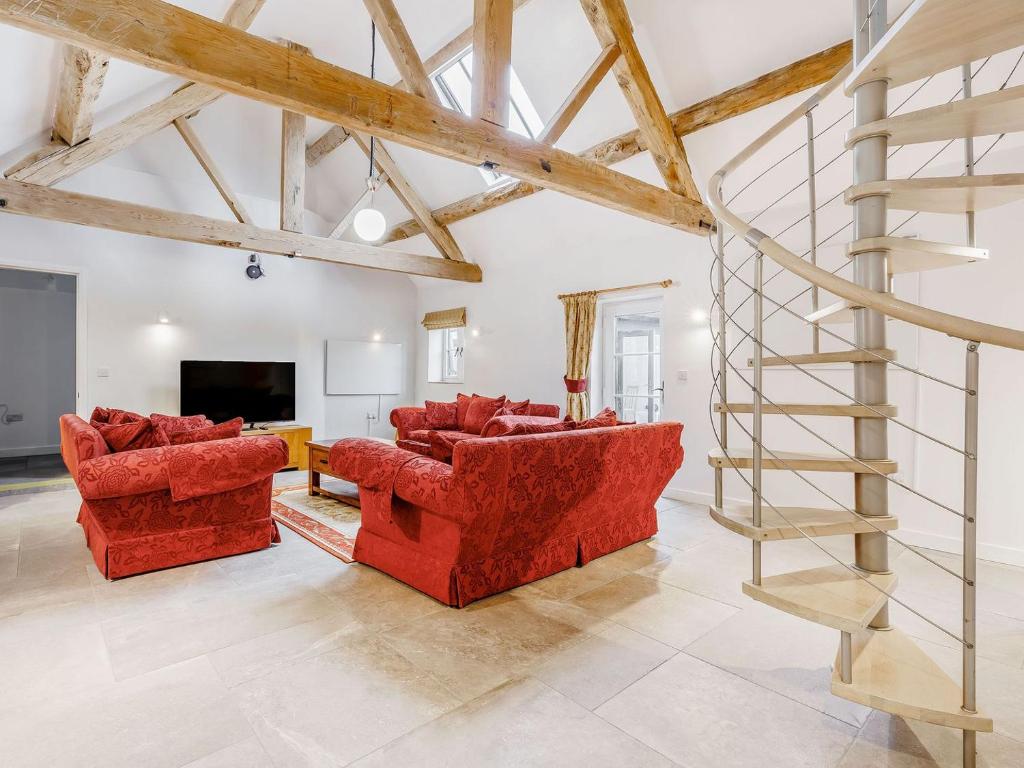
[1,485,1022,767]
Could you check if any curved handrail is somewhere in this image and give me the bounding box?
[707,62,1024,352]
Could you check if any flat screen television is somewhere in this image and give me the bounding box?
[180,360,296,426]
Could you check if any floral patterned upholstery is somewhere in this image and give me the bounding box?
[390,401,560,440]
[331,422,683,607]
[60,414,288,579]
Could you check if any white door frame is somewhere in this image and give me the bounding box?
[598,295,663,421]
[0,257,88,419]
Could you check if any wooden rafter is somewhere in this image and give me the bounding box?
[53,45,109,146]
[0,178,481,282]
[0,0,711,234]
[351,132,465,261]
[306,0,534,167]
[384,41,852,242]
[362,0,441,104]
[580,0,700,200]
[172,116,252,224]
[328,172,389,238]
[280,41,309,233]
[4,0,265,184]
[537,42,619,145]
[472,0,514,127]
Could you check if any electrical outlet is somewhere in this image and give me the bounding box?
[96,367,110,378]
[366,413,379,421]
[676,370,688,382]
[5,413,22,423]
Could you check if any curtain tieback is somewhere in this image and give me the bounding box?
[563,376,588,393]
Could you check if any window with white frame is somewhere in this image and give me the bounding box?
[431,48,544,185]
[427,326,465,383]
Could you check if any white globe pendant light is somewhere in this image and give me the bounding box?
[354,21,387,243]
[353,205,387,242]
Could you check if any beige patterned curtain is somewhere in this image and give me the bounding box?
[561,291,598,421]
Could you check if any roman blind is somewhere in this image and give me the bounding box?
[422,307,467,330]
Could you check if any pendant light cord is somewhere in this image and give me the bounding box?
[368,21,377,178]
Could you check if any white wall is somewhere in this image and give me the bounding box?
[1,163,419,443]
[0,270,76,457]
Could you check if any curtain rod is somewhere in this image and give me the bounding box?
[557,279,673,300]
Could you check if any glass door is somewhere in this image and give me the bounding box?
[601,298,663,423]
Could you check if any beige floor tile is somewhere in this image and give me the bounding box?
[0,656,253,768]
[598,539,676,572]
[101,574,337,680]
[685,602,872,727]
[19,517,85,550]
[234,629,461,767]
[351,677,675,767]
[209,612,364,688]
[299,561,446,631]
[653,503,733,552]
[570,572,739,649]
[0,519,19,551]
[531,621,677,710]
[0,549,17,581]
[17,539,96,580]
[180,737,275,768]
[0,564,94,621]
[596,651,858,767]
[0,601,113,716]
[839,710,1024,767]
[89,559,239,621]
[519,555,632,601]
[381,593,608,702]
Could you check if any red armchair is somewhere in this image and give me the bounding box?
[330,422,683,607]
[60,414,288,579]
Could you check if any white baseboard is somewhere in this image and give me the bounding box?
[663,487,1024,568]
[0,444,60,459]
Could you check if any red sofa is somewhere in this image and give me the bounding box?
[330,422,683,607]
[391,400,560,455]
[60,414,288,579]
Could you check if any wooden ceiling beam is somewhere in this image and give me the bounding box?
[362,0,441,104]
[472,0,514,127]
[537,42,619,145]
[280,41,309,233]
[351,132,466,261]
[0,177,482,282]
[4,0,265,185]
[383,41,852,242]
[580,0,701,200]
[52,45,110,147]
[172,116,252,224]
[0,0,711,234]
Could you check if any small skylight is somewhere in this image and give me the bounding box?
[432,49,544,185]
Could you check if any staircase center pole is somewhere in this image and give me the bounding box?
[851,0,892,627]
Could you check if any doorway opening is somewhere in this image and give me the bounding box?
[599,297,663,423]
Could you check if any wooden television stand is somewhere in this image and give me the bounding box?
[241,424,312,470]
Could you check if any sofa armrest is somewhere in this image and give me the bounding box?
[393,457,462,522]
[165,435,288,501]
[77,447,171,500]
[390,407,427,439]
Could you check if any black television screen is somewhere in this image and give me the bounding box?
[180,361,296,425]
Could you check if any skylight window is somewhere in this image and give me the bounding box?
[432,49,544,185]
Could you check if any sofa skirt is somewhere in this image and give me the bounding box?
[77,503,281,579]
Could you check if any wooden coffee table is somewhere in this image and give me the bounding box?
[305,439,361,507]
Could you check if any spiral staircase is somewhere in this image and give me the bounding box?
[705,1,1024,765]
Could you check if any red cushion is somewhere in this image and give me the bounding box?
[464,395,507,435]
[160,417,244,446]
[456,393,472,429]
[150,413,214,432]
[576,407,618,430]
[90,407,144,426]
[500,399,530,416]
[428,431,459,463]
[481,414,562,438]
[424,400,458,429]
[94,419,167,452]
[506,420,577,435]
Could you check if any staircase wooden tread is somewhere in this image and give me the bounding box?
[755,349,896,367]
[847,83,1024,146]
[846,175,1024,214]
[846,237,988,275]
[743,564,897,633]
[707,448,898,474]
[710,505,898,541]
[804,300,891,326]
[832,627,994,732]
[845,0,1024,94]
[715,402,896,418]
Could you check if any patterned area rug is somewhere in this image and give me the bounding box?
[271,482,361,563]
